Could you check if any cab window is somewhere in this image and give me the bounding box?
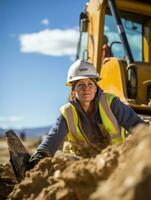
[76,32,88,60]
[104,11,143,61]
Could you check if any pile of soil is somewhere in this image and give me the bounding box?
[1,124,151,200]
[0,163,16,200]
[91,124,151,200]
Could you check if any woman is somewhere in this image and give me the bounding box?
[28,59,144,169]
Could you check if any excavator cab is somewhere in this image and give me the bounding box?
[76,0,151,119]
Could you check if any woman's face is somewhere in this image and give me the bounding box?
[72,78,97,103]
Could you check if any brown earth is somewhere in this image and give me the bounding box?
[0,124,151,200]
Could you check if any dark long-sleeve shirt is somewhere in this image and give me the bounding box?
[37,89,144,156]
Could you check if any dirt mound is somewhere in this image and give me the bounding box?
[91,124,151,200]
[8,146,119,200]
[1,124,151,200]
[0,163,16,200]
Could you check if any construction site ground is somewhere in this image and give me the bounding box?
[0,124,151,200]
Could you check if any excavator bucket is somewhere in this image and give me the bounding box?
[5,129,30,182]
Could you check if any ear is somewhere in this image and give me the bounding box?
[70,90,76,100]
[71,90,76,97]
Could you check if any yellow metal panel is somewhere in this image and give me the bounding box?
[144,20,151,62]
[87,0,107,72]
[135,62,151,104]
[98,58,127,103]
[116,0,151,17]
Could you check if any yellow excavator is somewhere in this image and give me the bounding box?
[76,0,151,121]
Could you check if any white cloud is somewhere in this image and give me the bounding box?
[0,116,24,122]
[0,116,24,129]
[19,28,79,57]
[41,18,49,26]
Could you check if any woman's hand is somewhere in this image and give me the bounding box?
[26,151,48,170]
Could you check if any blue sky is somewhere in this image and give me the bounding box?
[0,0,86,129]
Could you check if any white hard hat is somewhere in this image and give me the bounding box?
[66,59,101,86]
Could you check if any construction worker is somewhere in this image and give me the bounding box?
[27,59,144,169]
[102,35,112,63]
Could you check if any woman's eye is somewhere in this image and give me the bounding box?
[78,84,83,87]
[77,84,84,88]
[88,82,94,86]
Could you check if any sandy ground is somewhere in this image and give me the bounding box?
[0,139,10,164]
[0,124,151,200]
[0,137,39,164]
[0,136,39,200]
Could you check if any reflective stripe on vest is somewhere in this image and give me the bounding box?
[99,93,124,144]
[60,93,125,145]
[60,103,86,144]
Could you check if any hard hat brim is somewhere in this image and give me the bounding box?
[66,75,101,86]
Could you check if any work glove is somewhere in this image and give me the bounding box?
[26,151,48,171]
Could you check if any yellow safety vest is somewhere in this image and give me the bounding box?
[60,93,125,146]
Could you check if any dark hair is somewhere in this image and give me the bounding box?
[71,81,78,91]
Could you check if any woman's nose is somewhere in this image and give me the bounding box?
[82,84,89,90]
